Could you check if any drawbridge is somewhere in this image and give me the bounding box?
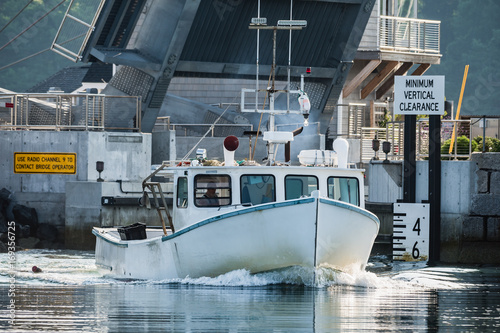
[51,0,375,134]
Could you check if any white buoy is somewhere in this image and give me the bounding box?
[333,138,349,169]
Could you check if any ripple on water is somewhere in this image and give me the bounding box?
[1,250,499,332]
[1,250,499,291]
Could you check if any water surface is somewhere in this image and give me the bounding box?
[1,250,499,332]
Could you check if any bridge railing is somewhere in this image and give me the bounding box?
[379,15,441,55]
[359,15,441,56]
[360,119,473,162]
[0,93,141,131]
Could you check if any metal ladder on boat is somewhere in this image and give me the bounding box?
[141,163,174,235]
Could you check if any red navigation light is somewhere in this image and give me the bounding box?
[306,67,311,74]
[223,135,239,151]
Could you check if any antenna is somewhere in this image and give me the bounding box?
[242,1,308,118]
[244,1,310,165]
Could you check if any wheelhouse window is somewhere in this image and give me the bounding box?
[285,175,318,200]
[195,175,231,207]
[240,175,275,205]
[177,177,188,208]
[327,177,359,206]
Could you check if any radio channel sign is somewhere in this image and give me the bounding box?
[14,152,76,174]
[394,75,445,115]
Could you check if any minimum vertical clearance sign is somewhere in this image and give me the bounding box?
[394,76,445,115]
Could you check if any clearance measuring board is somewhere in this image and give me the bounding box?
[14,152,76,174]
[393,203,429,261]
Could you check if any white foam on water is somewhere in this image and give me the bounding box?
[156,266,386,289]
[317,267,381,289]
[167,269,274,287]
[1,250,487,290]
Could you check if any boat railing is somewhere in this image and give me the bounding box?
[0,93,141,132]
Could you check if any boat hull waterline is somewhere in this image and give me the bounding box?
[93,196,379,281]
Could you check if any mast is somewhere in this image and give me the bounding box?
[243,1,310,165]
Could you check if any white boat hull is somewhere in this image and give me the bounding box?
[93,196,379,281]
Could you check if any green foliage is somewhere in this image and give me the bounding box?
[473,136,500,152]
[377,108,391,128]
[441,135,476,158]
[493,140,500,152]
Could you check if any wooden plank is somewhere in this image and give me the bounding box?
[360,61,400,99]
[376,62,413,100]
[343,59,381,98]
[411,63,431,76]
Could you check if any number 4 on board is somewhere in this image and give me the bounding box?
[413,218,421,236]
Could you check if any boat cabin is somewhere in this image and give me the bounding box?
[154,165,365,232]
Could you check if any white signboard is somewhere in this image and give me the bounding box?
[393,203,430,261]
[394,75,445,115]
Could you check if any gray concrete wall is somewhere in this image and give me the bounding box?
[462,153,500,263]
[368,155,500,264]
[0,131,151,247]
[65,181,101,250]
[1,131,86,241]
[87,132,152,182]
[152,131,176,164]
[368,160,471,209]
[414,161,471,263]
[415,161,471,215]
[65,181,162,250]
[368,161,403,202]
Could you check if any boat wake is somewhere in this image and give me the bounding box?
[142,265,381,288]
[1,250,380,288]
[2,250,491,290]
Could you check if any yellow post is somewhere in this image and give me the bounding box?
[449,65,469,154]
